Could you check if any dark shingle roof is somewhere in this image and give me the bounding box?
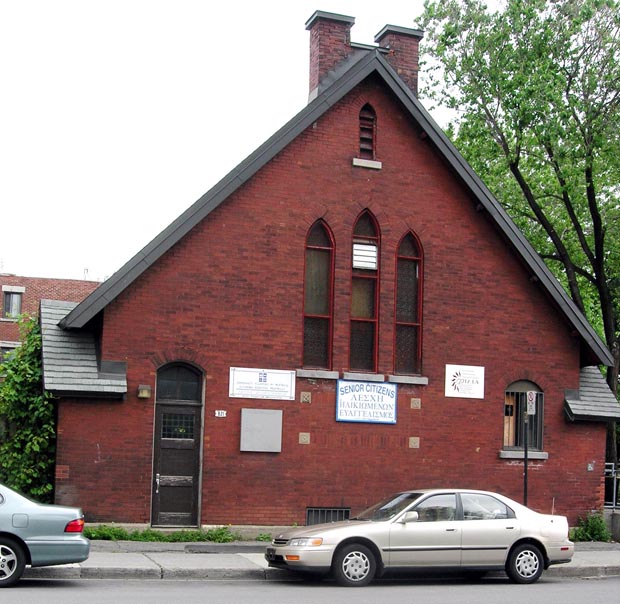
[40,299,126,397]
[564,366,620,422]
[58,48,613,368]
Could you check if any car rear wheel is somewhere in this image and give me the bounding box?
[0,537,26,588]
[332,543,376,587]
[506,543,544,584]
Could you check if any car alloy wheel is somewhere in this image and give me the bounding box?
[0,538,26,588]
[333,543,376,587]
[506,543,543,584]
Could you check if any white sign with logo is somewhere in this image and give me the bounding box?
[336,380,397,424]
[229,367,296,401]
[444,364,485,399]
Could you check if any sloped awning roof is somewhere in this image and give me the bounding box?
[40,299,127,397]
[565,366,620,422]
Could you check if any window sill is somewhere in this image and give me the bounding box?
[387,375,429,385]
[296,369,339,380]
[342,372,385,382]
[499,450,549,460]
[352,158,382,170]
[0,318,18,323]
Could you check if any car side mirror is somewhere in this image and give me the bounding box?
[400,511,419,523]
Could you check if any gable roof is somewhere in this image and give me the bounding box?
[59,47,613,367]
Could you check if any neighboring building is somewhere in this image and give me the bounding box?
[1,274,99,363]
[41,11,620,527]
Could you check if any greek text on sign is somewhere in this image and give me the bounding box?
[336,380,397,424]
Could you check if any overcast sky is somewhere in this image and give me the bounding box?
[1,1,434,281]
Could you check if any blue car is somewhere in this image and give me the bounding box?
[0,482,90,587]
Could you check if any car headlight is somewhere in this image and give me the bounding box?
[289,537,323,547]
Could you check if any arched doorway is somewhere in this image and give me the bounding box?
[151,363,203,526]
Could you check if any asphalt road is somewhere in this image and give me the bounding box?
[4,576,620,604]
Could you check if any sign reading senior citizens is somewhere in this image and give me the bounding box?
[336,380,398,424]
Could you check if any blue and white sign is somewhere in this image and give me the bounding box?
[336,380,397,424]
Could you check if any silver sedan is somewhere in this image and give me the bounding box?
[265,489,574,586]
[0,482,90,587]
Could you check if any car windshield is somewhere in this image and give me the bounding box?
[352,492,423,521]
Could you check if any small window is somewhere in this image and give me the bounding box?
[303,220,334,368]
[504,381,544,450]
[2,292,22,319]
[359,104,376,160]
[350,211,380,372]
[157,364,201,402]
[394,232,423,374]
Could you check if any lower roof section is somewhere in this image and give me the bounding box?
[564,366,620,422]
[40,299,126,398]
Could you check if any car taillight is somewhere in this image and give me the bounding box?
[65,518,85,533]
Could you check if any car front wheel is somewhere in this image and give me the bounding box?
[0,537,26,588]
[332,543,376,587]
[506,543,544,584]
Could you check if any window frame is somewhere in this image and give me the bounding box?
[2,291,23,320]
[302,220,335,369]
[393,231,423,375]
[358,103,377,160]
[503,381,544,451]
[349,210,380,373]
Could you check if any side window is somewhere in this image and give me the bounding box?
[394,232,423,374]
[359,104,376,160]
[303,220,334,369]
[350,210,380,372]
[504,381,544,450]
[2,291,23,319]
[414,493,456,522]
[461,493,515,520]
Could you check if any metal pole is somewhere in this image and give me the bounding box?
[524,414,529,506]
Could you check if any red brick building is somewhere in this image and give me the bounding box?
[41,12,619,527]
[1,274,99,362]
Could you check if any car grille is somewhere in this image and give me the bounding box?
[272,538,289,546]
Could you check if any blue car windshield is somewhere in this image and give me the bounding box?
[353,492,423,521]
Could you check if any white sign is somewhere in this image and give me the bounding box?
[229,367,296,401]
[336,380,397,424]
[526,391,537,415]
[445,365,485,399]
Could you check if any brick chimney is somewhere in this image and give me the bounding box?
[305,11,355,97]
[375,25,424,96]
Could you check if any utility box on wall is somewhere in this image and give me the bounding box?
[240,408,283,453]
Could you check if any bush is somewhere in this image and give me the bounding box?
[570,513,611,542]
[0,317,56,502]
[83,525,242,543]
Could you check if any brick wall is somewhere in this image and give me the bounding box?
[1,274,99,343]
[55,77,606,526]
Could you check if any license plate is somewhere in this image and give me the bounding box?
[266,547,276,560]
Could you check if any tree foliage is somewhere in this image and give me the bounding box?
[0,317,56,502]
[420,0,620,458]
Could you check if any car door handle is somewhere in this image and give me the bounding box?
[446,528,457,532]
[505,526,516,530]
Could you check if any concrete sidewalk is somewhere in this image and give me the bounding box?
[24,541,620,582]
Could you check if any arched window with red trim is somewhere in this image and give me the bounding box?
[394,231,423,374]
[303,220,334,368]
[350,210,380,372]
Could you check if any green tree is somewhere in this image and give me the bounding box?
[420,0,620,461]
[0,317,56,502]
